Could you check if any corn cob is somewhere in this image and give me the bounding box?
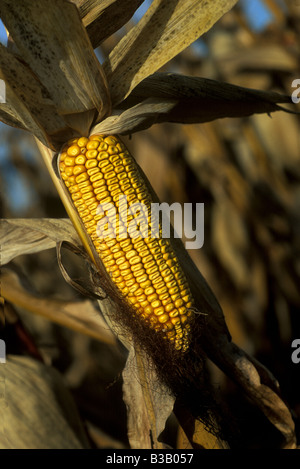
[59,134,195,351]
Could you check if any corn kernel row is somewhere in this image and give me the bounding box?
[59,134,195,351]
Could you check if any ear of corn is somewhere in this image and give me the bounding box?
[59,134,195,351]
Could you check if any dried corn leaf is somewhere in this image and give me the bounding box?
[0,80,50,147]
[92,74,295,135]
[211,197,250,290]
[202,339,297,449]
[1,218,80,266]
[0,0,110,132]
[122,346,175,449]
[0,44,73,148]
[73,0,144,49]
[104,0,239,105]
[0,355,90,449]
[125,72,293,108]
[216,44,298,77]
[176,414,229,449]
[1,268,116,345]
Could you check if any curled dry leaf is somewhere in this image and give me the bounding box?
[0,355,90,449]
[73,0,144,49]
[176,408,230,449]
[104,0,239,105]
[1,218,80,265]
[0,0,110,135]
[0,43,69,147]
[201,338,297,449]
[92,73,295,135]
[1,268,116,345]
[122,346,175,449]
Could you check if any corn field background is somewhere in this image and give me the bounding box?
[0,0,300,450]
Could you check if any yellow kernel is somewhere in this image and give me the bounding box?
[76,173,89,183]
[73,165,86,176]
[129,283,139,294]
[156,286,168,296]
[175,299,184,308]
[85,159,98,169]
[86,140,100,151]
[131,264,144,274]
[169,310,179,318]
[107,176,119,186]
[136,293,147,303]
[82,192,94,201]
[115,165,125,174]
[93,179,106,188]
[144,305,154,316]
[158,314,169,324]
[104,136,118,145]
[86,149,98,159]
[116,281,126,290]
[64,156,76,167]
[75,155,86,165]
[102,164,114,175]
[82,214,93,223]
[164,321,174,331]
[159,293,170,303]
[145,286,155,296]
[64,167,73,177]
[90,135,103,142]
[134,287,145,297]
[171,317,181,326]
[129,255,141,266]
[146,265,158,275]
[121,156,131,165]
[96,191,110,201]
[117,257,130,268]
[69,184,80,194]
[139,299,150,309]
[87,168,99,177]
[180,289,190,298]
[120,239,131,249]
[80,185,93,194]
[136,273,148,284]
[97,152,109,163]
[143,260,155,271]
[104,171,116,180]
[79,209,89,217]
[140,279,152,289]
[165,303,175,313]
[107,145,119,155]
[154,307,164,317]
[148,292,158,302]
[73,199,86,209]
[67,144,81,157]
[180,315,188,324]
[151,273,162,283]
[151,299,161,309]
[77,137,89,148]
